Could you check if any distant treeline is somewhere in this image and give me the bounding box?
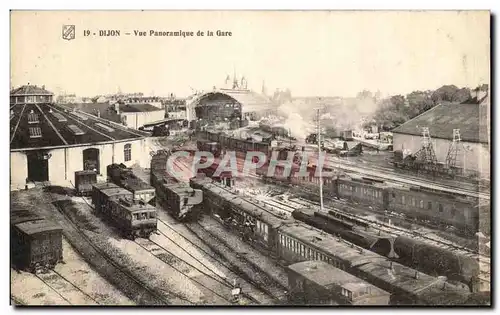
[363,84,488,131]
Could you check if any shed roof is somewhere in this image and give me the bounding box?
[11,210,43,225]
[15,219,62,236]
[11,85,53,96]
[392,103,488,143]
[10,103,150,151]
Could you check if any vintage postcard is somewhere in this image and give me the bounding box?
[10,10,491,306]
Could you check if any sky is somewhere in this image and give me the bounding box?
[10,11,490,98]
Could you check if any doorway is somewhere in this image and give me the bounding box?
[83,148,100,174]
[27,151,49,182]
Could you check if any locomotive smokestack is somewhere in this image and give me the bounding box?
[414,271,419,279]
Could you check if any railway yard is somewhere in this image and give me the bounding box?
[10,134,491,306]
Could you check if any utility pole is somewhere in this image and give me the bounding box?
[316,108,324,212]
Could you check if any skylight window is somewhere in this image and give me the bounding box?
[27,113,39,124]
[28,127,42,138]
[67,124,85,135]
[95,123,115,132]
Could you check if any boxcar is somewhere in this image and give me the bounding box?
[11,210,63,272]
[74,170,98,196]
[287,260,390,305]
[156,182,203,221]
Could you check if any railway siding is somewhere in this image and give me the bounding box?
[194,216,289,297]
[157,214,273,304]
[185,220,287,303]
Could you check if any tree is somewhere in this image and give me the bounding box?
[453,87,472,103]
[356,90,373,100]
[406,91,435,118]
[390,95,406,110]
[431,85,463,103]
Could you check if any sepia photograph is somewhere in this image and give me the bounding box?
[9,10,491,306]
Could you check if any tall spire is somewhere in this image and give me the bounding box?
[262,80,267,96]
[232,66,239,89]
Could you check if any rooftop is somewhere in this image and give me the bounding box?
[116,198,156,212]
[94,185,133,198]
[15,219,62,236]
[119,103,163,113]
[279,223,381,266]
[10,103,150,151]
[11,210,43,226]
[11,85,53,96]
[288,260,388,296]
[392,103,488,143]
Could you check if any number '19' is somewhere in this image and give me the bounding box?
[83,30,91,36]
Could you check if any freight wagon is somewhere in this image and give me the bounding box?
[11,210,63,272]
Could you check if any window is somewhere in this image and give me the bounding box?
[438,204,443,212]
[451,208,457,217]
[427,201,432,210]
[124,143,132,162]
[420,200,424,208]
[401,195,405,204]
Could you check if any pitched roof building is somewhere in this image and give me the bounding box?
[10,84,54,105]
[10,85,154,190]
[391,102,490,179]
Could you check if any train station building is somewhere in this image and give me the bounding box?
[392,99,490,179]
[190,85,276,126]
[10,85,153,190]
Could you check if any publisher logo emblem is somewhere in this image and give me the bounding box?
[62,25,75,41]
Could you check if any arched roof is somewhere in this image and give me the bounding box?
[193,88,276,114]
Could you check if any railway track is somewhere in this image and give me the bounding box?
[289,196,487,260]
[155,219,269,304]
[183,220,287,303]
[133,238,232,305]
[44,182,170,305]
[320,155,489,200]
[35,269,100,305]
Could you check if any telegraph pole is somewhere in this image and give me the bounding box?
[316,108,324,212]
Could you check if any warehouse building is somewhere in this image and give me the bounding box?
[392,101,490,179]
[63,102,165,130]
[10,86,153,190]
